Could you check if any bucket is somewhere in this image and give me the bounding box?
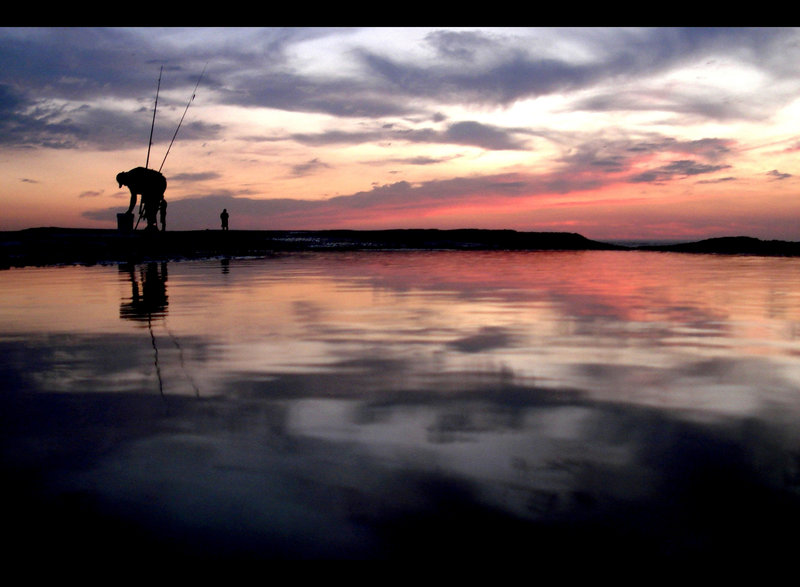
[117,212,133,232]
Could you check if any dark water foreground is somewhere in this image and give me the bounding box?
[4,244,800,567]
[1,375,798,564]
[3,227,800,268]
[3,372,800,565]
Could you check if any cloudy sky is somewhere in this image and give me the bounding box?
[3,27,800,240]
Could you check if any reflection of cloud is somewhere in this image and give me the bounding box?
[1,333,172,394]
[9,358,798,560]
[448,326,516,353]
[7,252,800,559]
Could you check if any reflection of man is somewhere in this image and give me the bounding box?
[120,262,169,321]
[117,167,167,231]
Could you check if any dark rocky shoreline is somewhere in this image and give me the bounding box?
[2,227,799,268]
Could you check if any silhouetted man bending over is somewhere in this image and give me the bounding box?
[117,167,167,231]
[159,199,168,231]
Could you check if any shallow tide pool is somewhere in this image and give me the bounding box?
[3,250,800,561]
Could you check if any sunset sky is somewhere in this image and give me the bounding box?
[3,27,800,241]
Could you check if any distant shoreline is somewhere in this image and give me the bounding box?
[2,227,800,268]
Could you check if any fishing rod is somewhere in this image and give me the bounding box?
[145,66,163,169]
[134,65,205,230]
[159,62,207,173]
[136,66,164,230]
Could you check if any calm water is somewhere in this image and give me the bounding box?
[3,250,800,561]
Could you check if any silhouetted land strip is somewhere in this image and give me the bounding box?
[637,235,800,256]
[2,227,799,268]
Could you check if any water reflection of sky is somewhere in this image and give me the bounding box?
[3,250,800,561]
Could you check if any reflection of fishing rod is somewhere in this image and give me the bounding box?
[135,260,201,398]
[147,312,165,399]
[165,323,201,397]
[159,62,207,174]
[147,316,202,398]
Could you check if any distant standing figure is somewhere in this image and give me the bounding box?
[159,199,168,231]
[220,208,229,231]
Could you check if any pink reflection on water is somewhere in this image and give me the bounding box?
[5,250,800,561]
